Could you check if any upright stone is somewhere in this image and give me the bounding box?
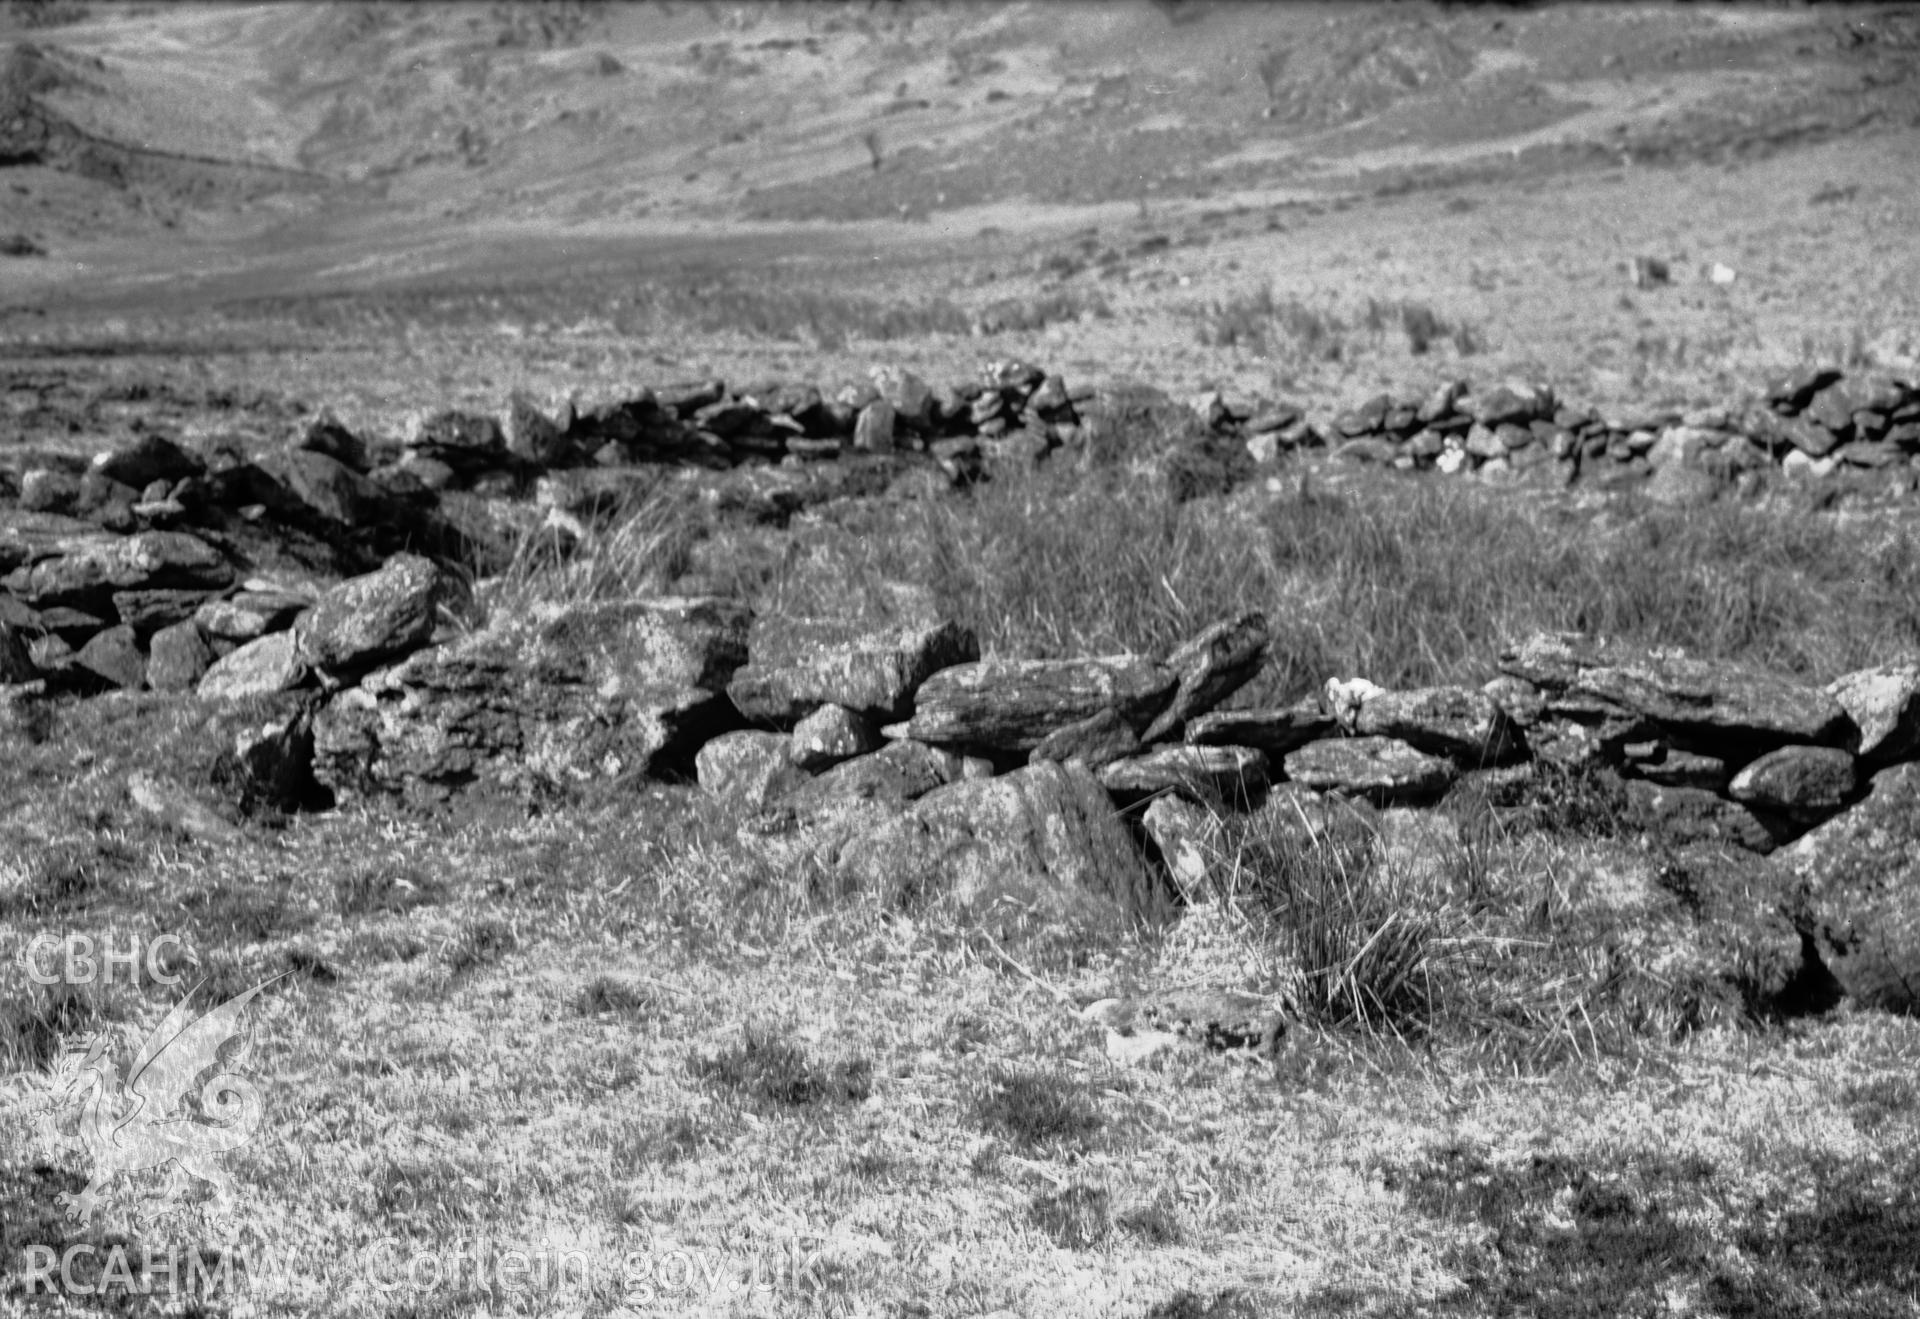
[1826,663,1920,765]
[1781,762,1920,1013]
[1138,611,1270,744]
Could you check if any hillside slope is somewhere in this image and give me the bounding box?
[0,0,1916,305]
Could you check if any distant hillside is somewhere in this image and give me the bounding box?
[2,1,1916,263]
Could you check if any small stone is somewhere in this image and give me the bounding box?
[698,731,811,810]
[1140,795,1225,898]
[790,704,881,771]
[91,433,205,490]
[75,624,145,690]
[1624,745,1728,792]
[128,771,243,845]
[198,631,308,701]
[146,620,213,692]
[1729,746,1857,819]
[853,399,897,452]
[19,468,80,514]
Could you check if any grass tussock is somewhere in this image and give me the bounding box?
[967,1062,1103,1151]
[689,1023,874,1108]
[1197,286,1481,360]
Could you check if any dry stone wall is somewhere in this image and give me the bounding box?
[5,358,1920,1017]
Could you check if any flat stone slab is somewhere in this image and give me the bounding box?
[1352,685,1517,765]
[6,530,233,608]
[1099,744,1268,803]
[1500,632,1855,750]
[901,654,1175,751]
[1185,700,1335,756]
[1283,736,1456,805]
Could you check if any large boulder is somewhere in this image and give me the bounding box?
[727,611,977,724]
[899,655,1175,751]
[312,597,750,801]
[1781,762,1920,1014]
[1351,686,1517,766]
[295,554,443,678]
[1826,663,1920,766]
[832,760,1169,935]
[1283,737,1456,806]
[1500,632,1855,754]
[1138,611,1270,743]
